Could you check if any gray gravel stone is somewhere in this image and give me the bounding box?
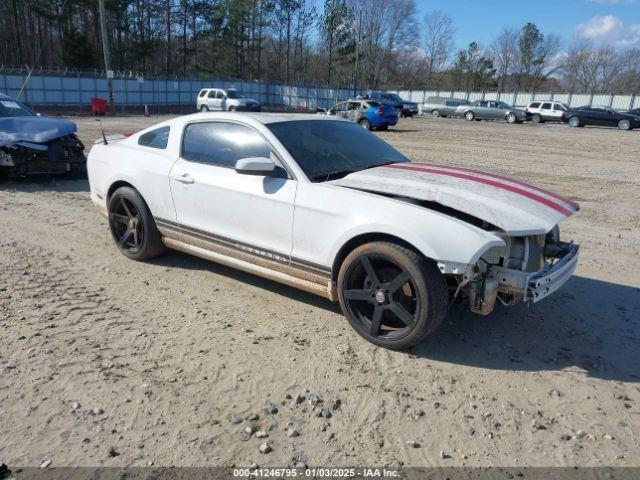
[406,440,420,448]
[230,415,243,424]
[265,404,278,415]
[259,442,272,454]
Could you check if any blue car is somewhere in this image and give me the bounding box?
[324,99,398,130]
[0,92,86,177]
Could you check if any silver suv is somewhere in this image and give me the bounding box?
[197,88,261,112]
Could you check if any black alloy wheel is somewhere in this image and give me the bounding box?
[338,242,448,349]
[109,196,144,256]
[108,186,165,261]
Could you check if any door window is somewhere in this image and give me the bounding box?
[207,90,216,98]
[553,103,566,111]
[182,122,272,168]
[541,102,552,110]
[216,91,225,99]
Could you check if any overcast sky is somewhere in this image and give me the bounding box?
[413,0,640,49]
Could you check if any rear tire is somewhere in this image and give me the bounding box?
[108,187,166,261]
[200,105,209,112]
[337,241,448,350]
[359,118,372,130]
[432,109,440,118]
[568,116,582,128]
[464,111,475,121]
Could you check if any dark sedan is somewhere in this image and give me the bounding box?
[562,106,640,131]
[627,108,640,117]
[368,92,418,118]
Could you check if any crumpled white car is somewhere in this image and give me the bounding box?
[88,113,579,350]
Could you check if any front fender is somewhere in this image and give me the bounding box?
[326,215,505,268]
[291,183,505,270]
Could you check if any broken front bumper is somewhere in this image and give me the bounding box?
[526,243,579,302]
[469,241,579,315]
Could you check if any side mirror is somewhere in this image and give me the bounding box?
[235,157,283,177]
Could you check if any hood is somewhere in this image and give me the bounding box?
[0,116,77,146]
[235,97,259,105]
[329,162,579,236]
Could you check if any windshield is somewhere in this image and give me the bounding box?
[267,120,408,181]
[226,90,246,99]
[0,98,36,117]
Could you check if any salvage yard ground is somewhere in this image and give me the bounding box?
[1,114,639,468]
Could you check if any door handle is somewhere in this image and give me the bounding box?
[173,173,194,184]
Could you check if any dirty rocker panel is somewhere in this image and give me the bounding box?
[154,217,334,298]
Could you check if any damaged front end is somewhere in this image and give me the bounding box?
[0,105,86,178]
[0,133,86,177]
[445,227,579,315]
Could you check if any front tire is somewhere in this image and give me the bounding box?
[108,187,166,261]
[618,119,632,131]
[464,111,475,121]
[506,112,517,124]
[337,242,448,350]
[532,113,543,123]
[432,109,440,118]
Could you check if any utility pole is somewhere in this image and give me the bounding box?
[352,8,361,98]
[98,0,115,114]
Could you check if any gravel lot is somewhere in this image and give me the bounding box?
[1,114,638,468]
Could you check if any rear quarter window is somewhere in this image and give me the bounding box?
[138,126,170,149]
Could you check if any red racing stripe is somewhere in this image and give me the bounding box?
[414,162,579,209]
[384,163,573,216]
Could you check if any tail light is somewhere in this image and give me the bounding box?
[375,109,384,115]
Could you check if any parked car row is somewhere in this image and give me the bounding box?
[422,95,640,130]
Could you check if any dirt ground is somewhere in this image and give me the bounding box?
[1,114,639,469]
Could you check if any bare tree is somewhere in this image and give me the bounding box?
[423,10,455,90]
[490,27,519,92]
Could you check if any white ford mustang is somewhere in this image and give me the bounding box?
[88,113,579,349]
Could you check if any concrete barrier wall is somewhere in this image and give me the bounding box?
[1,72,638,111]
